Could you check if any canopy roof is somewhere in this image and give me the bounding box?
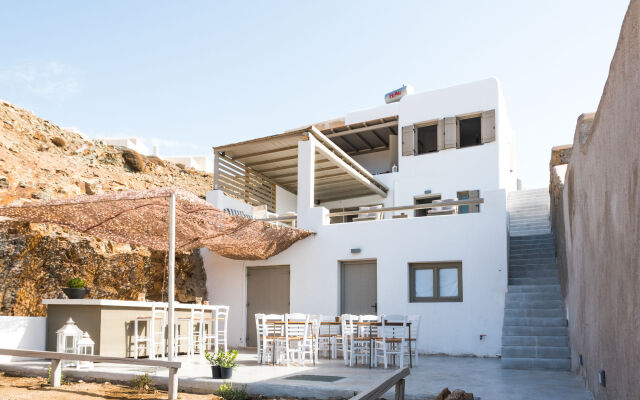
[0,188,312,260]
[214,118,394,202]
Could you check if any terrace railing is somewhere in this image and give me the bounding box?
[214,152,277,212]
[257,198,485,224]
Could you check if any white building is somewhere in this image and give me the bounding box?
[203,78,517,357]
[99,137,150,155]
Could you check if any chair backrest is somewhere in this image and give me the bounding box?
[285,313,309,339]
[381,314,407,342]
[358,205,383,220]
[408,314,420,338]
[215,305,230,331]
[255,313,265,337]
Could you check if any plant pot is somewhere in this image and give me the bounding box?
[220,366,233,379]
[211,366,222,379]
[62,288,89,299]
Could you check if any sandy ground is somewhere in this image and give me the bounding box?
[0,372,217,400]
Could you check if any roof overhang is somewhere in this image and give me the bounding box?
[214,119,393,203]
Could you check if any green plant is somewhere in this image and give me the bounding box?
[216,381,247,400]
[131,373,155,393]
[67,278,86,288]
[205,349,239,369]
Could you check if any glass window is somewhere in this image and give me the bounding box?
[410,262,462,302]
[459,117,481,148]
[439,268,459,297]
[414,268,434,297]
[416,124,438,154]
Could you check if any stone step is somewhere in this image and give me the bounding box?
[510,244,556,251]
[503,316,566,327]
[502,326,568,336]
[507,284,561,293]
[501,357,570,370]
[509,265,558,272]
[510,229,552,236]
[504,300,563,309]
[509,249,556,256]
[510,222,551,229]
[501,346,570,359]
[505,308,565,318]
[502,335,569,347]
[509,269,558,278]
[509,257,557,264]
[510,234,554,241]
[509,277,560,285]
[506,292,563,302]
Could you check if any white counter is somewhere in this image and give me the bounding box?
[42,298,220,310]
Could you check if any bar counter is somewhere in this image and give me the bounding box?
[43,299,215,357]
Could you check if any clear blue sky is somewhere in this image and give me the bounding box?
[0,1,629,188]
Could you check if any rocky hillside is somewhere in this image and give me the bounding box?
[0,100,211,315]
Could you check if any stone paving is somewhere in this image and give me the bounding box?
[0,351,593,399]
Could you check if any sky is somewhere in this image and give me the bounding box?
[0,1,630,188]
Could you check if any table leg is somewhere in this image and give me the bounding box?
[369,325,373,368]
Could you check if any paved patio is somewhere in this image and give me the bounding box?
[0,350,592,400]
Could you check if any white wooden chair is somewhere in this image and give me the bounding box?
[202,305,230,353]
[173,314,192,357]
[354,314,380,367]
[133,304,166,359]
[340,314,355,366]
[260,314,284,364]
[353,205,383,222]
[284,313,310,366]
[313,315,337,359]
[406,314,421,365]
[374,314,407,368]
[254,313,265,364]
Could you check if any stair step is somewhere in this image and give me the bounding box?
[506,292,562,302]
[510,230,552,236]
[508,284,560,293]
[502,326,568,336]
[501,357,570,370]
[509,269,558,278]
[501,346,570,358]
[504,300,563,309]
[509,277,560,285]
[510,234,554,241]
[505,308,565,318]
[503,316,566,327]
[502,335,569,347]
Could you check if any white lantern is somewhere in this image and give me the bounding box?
[56,318,83,367]
[76,331,95,369]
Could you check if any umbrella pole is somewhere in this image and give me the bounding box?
[168,193,176,363]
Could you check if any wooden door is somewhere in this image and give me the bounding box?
[341,261,377,315]
[246,266,290,347]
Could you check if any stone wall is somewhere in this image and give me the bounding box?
[549,1,640,398]
[0,219,207,316]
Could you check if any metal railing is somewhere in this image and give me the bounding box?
[257,198,484,223]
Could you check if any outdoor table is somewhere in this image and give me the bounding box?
[263,320,411,368]
[353,321,413,368]
[43,299,218,357]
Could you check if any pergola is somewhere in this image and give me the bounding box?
[0,187,313,363]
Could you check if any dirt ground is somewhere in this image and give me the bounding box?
[0,372,217,400]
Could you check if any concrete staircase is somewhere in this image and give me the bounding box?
[501,189,570,370]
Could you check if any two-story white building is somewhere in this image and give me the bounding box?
[202,77,517,357]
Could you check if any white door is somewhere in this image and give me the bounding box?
[341,261,377,315]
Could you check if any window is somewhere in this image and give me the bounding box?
[458,116,481,148]
[409,262,462,302]
[413,193,441,218]
[457,190,480,214]
[416,124,438,154]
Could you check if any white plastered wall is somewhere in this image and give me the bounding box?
[0,316,46,362]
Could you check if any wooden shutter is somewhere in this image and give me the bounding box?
[443,117,457,149]
[401,125,415,156]
[437,119,445,150]
[481,110,496,143]
[469,190,480,213]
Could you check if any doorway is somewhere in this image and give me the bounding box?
[246,265,290,347]
[340,260,377,315]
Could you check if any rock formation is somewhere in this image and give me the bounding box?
[0,100,211,315]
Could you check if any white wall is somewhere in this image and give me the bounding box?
[275,186,297,215]
[204,189,508,356]
[0,316,46,362]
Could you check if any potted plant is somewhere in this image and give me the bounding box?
[205,350,238,379]
[62,278,89,299]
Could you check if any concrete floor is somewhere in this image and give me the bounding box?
[0,351,592,400]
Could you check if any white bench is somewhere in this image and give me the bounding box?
[0,348,181,400]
